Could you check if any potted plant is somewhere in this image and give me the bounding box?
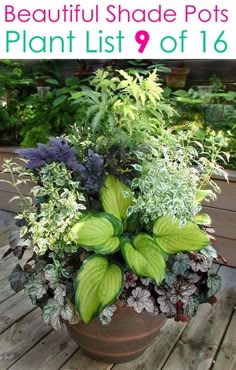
[164,65,190,88]
[2,69,226,363]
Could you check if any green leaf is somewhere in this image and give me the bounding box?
[42,298,62,330]
[172,253,191,275]
[100,175,133,221]
[9,264,29,293]
[207,273,221,297]
[24,272,46,304]
[53,95,67,107]
[45,78,60,86]
[120,234,166,285]
[75,255,123,323]
[193,213,212,226]
[195,189,215,203]
[153,216,210,254]
[44,264,60,289]
[69,213,122,254]
[200,246,217,259]
[183,296,200,317]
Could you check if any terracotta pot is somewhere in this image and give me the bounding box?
[165,67,190,88]
[66,305,166,363]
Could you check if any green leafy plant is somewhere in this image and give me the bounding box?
[169,82,236,170]
[0,60,33,145]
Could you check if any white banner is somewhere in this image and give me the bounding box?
[0,0,235,58]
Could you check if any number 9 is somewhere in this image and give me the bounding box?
[135,31,150,53]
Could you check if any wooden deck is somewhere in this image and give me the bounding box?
[0,210,235,370]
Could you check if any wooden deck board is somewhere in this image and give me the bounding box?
[0,210,235,370]
[213,308,236,370]
[8,327,79,370]
[0,277,15,304]
[160,266,236,370]
[0,308,51,369]
[113,320,188,370]
[0,291,34,334]
[60,349,113,370]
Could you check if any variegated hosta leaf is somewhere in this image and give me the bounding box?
[193,213,212,226]
[153,216,210,254]
[120,234,166,285]
[75,255,123,323]
[100,174,133,221]
[69,213,123,254]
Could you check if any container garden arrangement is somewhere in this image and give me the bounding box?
[2,69,227,363]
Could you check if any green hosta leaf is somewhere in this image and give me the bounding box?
[69,213,123,254]
[193,213,212,226]
[120,234,166,285]
[100,175,133,221]
[101,212,123,235]
[153,216,210,254]
[207,273,221,297]
[195,189,215,203]
[75,255,123,323]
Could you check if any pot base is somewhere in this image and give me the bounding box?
[66,305,166,363]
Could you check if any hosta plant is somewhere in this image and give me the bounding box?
[2,69,227,330]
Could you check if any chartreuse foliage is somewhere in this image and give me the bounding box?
[193,213,212,226]
[153,216,210,254]
[100,174,133,221]
[71,175,211,323]
[120,234,166,285]
[70,212,123,254]
[75,255,123,323]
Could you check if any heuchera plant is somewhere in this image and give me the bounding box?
[3,69,227,330]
